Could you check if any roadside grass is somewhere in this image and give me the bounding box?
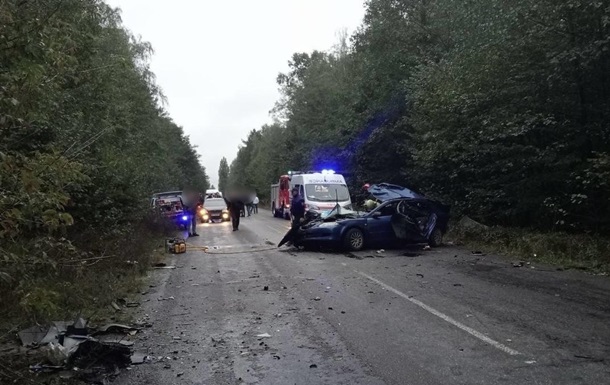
[0,216,178,384]
[0,217,173,338]
[447,224,610,274]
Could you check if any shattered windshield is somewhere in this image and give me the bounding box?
[305,184,350,202]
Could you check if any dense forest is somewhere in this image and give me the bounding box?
[228,0,610,234]
[0,1,208,322]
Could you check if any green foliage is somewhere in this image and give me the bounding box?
[450,224,610,273]
[0,0,209,325]
[227,0,610,235]
[218,157,230,193]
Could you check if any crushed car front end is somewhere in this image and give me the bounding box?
[296,221,347,248]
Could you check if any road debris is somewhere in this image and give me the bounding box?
[18,317,145,383]
[263,286,269,291]
[130,352,149,364]
[377,249,385,254]
[97,324,140,334]
[471,251,485,256]
[345,252,364,260]
[574,354,594,359]
[313,297,321,301]
[512,261,525,268]
[18,324,62,347]
[309,364,318,368]
[256,333,272,338]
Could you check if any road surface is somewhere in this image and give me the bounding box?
[117,211,610,385]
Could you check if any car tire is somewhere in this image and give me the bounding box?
[343,228,364,251]
[428,227,443,247]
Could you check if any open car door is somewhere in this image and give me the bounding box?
[391,200,438,241]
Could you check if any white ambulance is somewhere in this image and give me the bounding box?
[289,170,352,213]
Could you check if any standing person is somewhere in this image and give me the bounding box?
[224,193,244,231]
[246,194,253,217]
[282,187,305,247]
[253,195,259,214]
[290,187,305,230]
[181,190,199,237]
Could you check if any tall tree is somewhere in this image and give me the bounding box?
[218,157,230,193]
[225,0,610,233]
[0,0,210,321]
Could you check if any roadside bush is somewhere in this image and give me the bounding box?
[450,224,610,272]
[0,0,209,331]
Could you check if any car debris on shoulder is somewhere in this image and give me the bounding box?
[279,183,450,251]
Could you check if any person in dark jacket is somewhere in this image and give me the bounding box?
[224,193,245,231]
[181,190,199,237]
[289,187,305,229]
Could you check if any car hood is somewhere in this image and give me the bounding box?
[367,183,425,201]
[320,208,360,221]
[204,199,227,210]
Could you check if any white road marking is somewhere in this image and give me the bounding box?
[358,272,522,356]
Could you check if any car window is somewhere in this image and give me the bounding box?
[376,202,397,216]
[404,201,428,216]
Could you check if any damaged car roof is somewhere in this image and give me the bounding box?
[367,183,425,201]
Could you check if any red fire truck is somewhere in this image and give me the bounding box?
[270,175,291,219]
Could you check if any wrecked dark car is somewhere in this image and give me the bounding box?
[290,183,450,251]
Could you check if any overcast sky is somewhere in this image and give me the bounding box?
[105,0,365,187]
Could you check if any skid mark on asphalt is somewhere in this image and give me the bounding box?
[358,271,522,356]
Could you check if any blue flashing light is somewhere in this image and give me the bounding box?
[321,169,335,175]
[181,215,188,221]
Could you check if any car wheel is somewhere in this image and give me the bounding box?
[343,228,364,251]
[428,227,443,247]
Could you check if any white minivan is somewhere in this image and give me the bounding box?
[289,172,352,213]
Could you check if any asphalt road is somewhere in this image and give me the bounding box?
[117,210,610,385]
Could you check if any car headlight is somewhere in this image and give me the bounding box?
[200,209,207,215]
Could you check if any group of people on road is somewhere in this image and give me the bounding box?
[177,187,261,234]
[224,190,259,231]
[180,185,307,239]
[176,185,305,246]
